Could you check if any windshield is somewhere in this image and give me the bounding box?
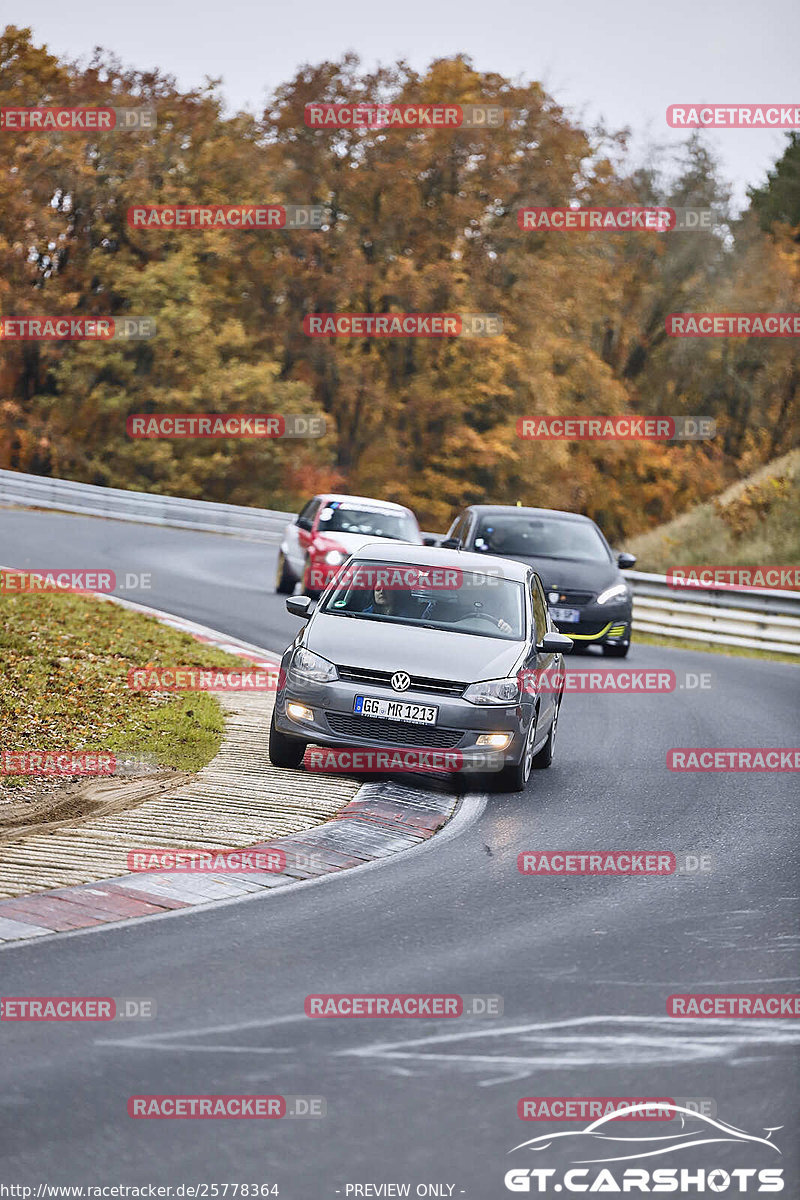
[319,560,526,640]
[474,514,610,562]
[318,504,419,541]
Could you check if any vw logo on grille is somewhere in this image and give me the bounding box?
[391,672,411,692]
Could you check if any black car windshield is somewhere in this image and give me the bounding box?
[474,514,610,562]
[319,560,526,640]
[317,504,418,541]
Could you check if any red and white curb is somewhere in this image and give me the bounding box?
[0,587,460,945]
[0,782,458,944]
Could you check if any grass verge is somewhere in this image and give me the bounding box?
[1,591,254,789]
[628,450,800,572]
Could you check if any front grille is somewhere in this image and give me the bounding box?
[548,589,594,606]
[337,665,466,698]
[325,712,464,748]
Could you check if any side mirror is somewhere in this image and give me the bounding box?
[440,537,462,550]
[422,536,439,547]
[617,552,637,569]
[286,596,316,620]
[538,631,573,654]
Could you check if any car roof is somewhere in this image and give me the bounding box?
[350,540,532,581]
[463,505,596,524]
[314,493,413,514]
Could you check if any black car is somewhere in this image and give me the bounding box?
[440,505,635,657]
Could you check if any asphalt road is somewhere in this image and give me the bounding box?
[1,508,799,1196]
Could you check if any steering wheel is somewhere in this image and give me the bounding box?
[452,613,500,628]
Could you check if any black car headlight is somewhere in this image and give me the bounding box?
[596,583,630,605]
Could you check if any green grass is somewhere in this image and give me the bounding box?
[627,450,800,573]
[0,592,252,787]
[634,630,800,666]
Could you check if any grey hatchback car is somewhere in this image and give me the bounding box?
[269,543,573,792]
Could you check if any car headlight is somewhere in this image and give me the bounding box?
[290,648,338,683]
[323,550,346,565]
[596,582,629,605]
[463,677,520,705]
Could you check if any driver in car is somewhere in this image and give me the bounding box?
[363,582,419,619]
[421,592,513,634]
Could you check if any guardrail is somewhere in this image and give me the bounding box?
[624,570,800,655]
[0,468,293,542]
[1,468,798,655]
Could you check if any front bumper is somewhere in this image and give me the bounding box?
[274,664,533,771]
[551,601,632,644]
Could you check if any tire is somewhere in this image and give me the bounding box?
[268,711,307,768]
[603,642,630,658]
[275,551,296,595]
[531,696,560,769]
[491,711,538,793]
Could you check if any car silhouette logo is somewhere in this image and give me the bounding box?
[391,672,411,692]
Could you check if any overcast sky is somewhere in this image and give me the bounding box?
[18,0,797,210]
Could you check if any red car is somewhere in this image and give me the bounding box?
[275,493,426,597]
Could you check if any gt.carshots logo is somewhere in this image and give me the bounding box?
[504,1103,785,1192]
